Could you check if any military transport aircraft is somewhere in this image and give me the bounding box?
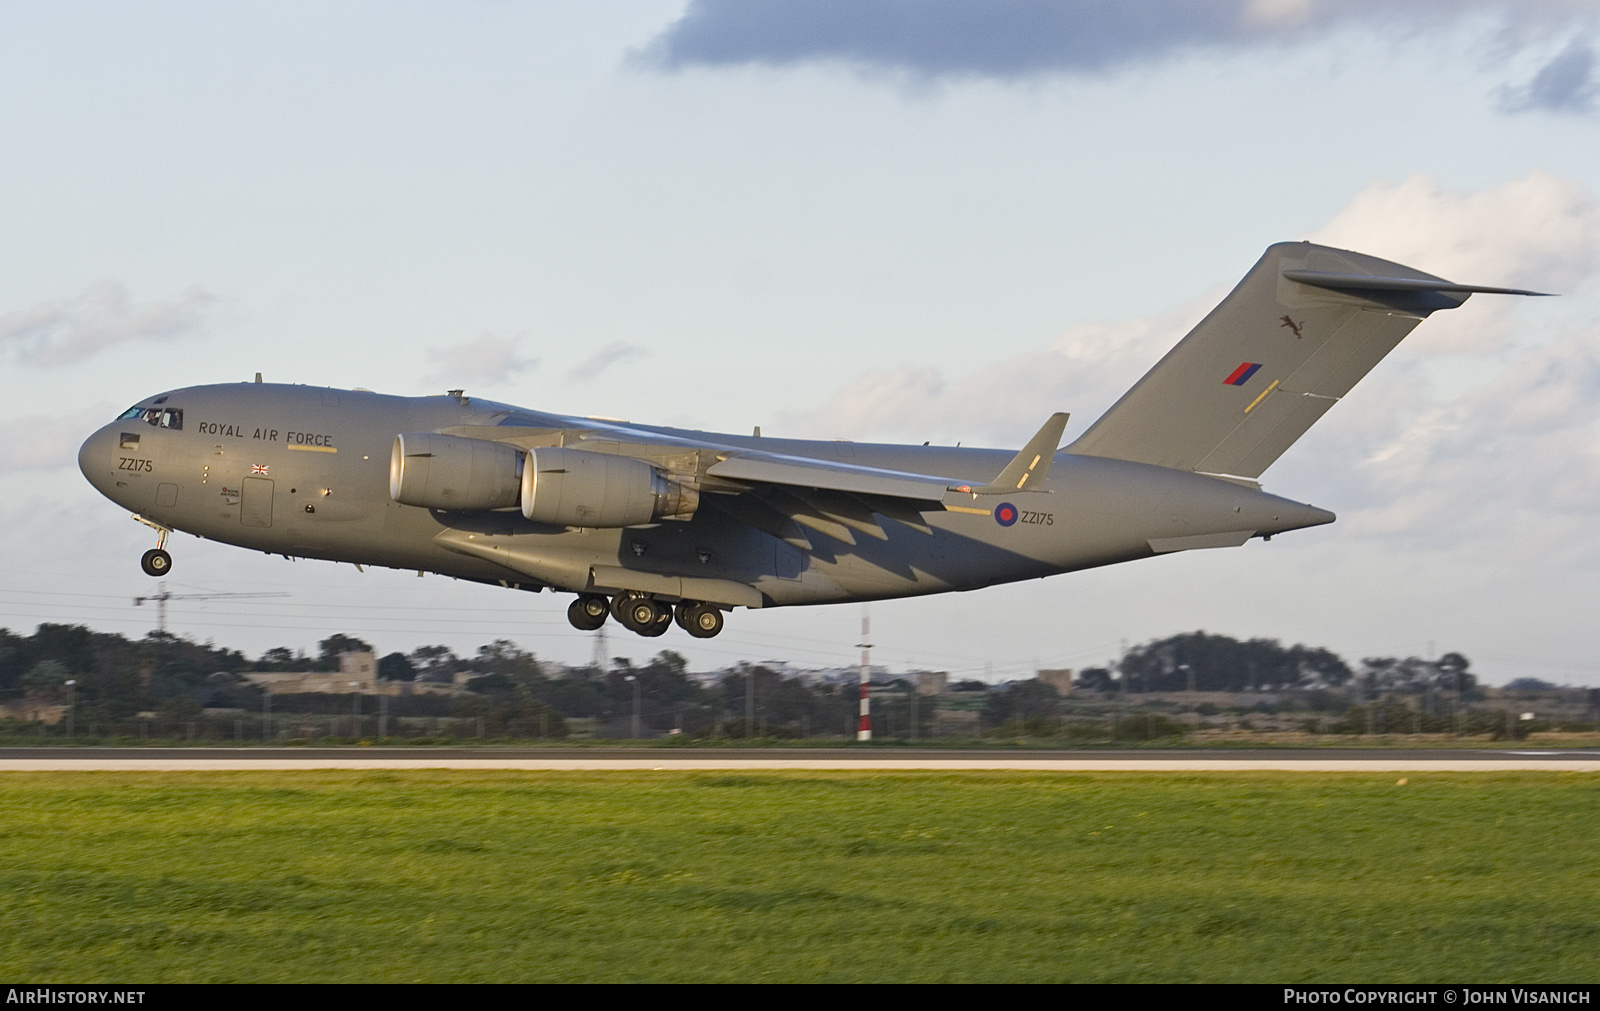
[77,242,1544,639]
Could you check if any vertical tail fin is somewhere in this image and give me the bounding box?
[1066,241,1547,480]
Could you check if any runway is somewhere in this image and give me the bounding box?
[2,747,1598,771]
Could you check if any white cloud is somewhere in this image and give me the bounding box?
[779,296,1216,446]
[0,282,214,368]
[792,172,1600,559]
[1306,170,1600,354]
[425,335,538,385]
[785,173,1600,449]
[0,405,117,472]
[568,341,650,381]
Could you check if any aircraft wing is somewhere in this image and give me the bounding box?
[442,417,972,549]
[451,419,958,498]
[703,451,955,502]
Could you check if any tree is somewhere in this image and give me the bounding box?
[157,693,202,725]
[1505,677,1558,692]
[470,640,541,679]
[983,678,1062,729]
[1359,653,1477,696]
[1436,653,1476,693]
[1118,632,1353,692]
[22,660,71,702]
[317,634,374,671]
[257,647,305,671]
[1075,667,1114,692]
[378,653,416,682]
[409,645,461,683]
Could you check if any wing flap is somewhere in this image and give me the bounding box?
[706,452,956,501]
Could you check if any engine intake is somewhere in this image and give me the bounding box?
[522,447,698,527]
[390,432,522,511]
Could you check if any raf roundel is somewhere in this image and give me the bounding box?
[994,502,1019,527]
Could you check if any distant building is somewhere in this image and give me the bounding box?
[0,701,66,724]
[243,652,461,696]
[934,709,980,735]
[1037,669,1075,695]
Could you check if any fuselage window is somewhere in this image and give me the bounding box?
[141,408,183,430]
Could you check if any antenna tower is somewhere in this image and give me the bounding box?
[133,583,287,636]
[856,607,872,742]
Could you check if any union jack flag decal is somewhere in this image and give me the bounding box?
[250,464,269,475]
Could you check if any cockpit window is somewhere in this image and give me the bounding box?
[132,407,184,430]
[116,405,182,429]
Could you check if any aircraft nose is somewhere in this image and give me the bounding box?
[78,425,115,491]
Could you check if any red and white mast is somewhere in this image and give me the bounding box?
[857,608,872,741]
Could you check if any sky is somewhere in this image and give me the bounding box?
[3,0,1600,684]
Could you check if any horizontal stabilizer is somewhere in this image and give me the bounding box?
[1280,270,1551,298]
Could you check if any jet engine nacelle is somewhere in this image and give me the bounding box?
[522,447,698,527]
[390,432,522,511]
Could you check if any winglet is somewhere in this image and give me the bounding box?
[966,412,1069,494]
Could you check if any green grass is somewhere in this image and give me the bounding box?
[2,771,1597,982]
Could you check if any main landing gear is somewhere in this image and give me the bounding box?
[567,594,609,631]
[614,593,671,637]
[135,516,173,577]
[675,601,724,639]
[564,593,726,638]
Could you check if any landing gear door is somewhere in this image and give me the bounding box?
[241,477,274,528]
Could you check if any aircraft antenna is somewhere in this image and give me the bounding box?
[856,606,872,742]
[133,583,288,637]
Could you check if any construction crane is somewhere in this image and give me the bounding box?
[133,583,289,636]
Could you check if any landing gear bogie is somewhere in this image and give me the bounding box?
[590,593,731,638]
[680,603,724,639]
[567,594,610,631]
[615,594,671,637]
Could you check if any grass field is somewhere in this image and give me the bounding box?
[2,771,1597,982]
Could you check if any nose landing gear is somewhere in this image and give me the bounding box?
[134,515,173,577]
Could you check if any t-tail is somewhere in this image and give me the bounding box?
[1066,241,1548,482]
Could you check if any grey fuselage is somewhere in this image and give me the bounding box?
[77,383,1334,607]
